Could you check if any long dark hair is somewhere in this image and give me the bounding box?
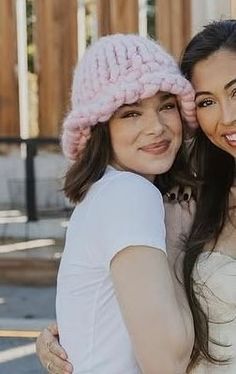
[180,20,236,370]
[64,124,111,203]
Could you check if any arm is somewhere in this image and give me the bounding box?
[111,246,191,374]
[36,323,73,374]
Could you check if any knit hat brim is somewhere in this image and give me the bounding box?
[62,73,196,160]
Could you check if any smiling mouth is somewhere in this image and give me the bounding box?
[224,133,236,146]
[140,140,171,155]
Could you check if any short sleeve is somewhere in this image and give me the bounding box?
[88,172,166,270]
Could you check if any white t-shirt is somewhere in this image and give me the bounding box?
[56,166,166,374]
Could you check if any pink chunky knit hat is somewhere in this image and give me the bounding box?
[62,34,197,160]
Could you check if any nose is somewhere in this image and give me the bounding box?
[144,112,165,136]
[220,101,236,126]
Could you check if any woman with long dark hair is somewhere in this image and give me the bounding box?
[180,19,236,373]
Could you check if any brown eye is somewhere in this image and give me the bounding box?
[197,99,214,108]
[122,112,140,118]
[159,102,177,112]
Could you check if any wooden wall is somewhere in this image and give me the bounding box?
[0,0,192,138]
[35,0,78,137]
[97,0,139,35]
[0,0,19,136]
[155,0,191,59]
[231,0,236,16]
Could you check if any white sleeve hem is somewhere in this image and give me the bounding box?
[105,237,166,271]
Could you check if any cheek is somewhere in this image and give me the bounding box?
[109,128,131,156]
[171,115,182,138]
[196,110,215,137]
[109,122,126,146]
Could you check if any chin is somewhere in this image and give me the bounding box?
[156,158,176,175]
[144,161,175,176]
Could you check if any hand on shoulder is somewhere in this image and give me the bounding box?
[164,186,196,259]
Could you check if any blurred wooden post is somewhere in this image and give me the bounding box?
[35,0,78,137]
[155,0,191,59]
[0,0,19,136]
[97,0,139,35]
[155,0,171,51]
[231,0,236,17]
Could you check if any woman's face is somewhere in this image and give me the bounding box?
[192,49,236,157]
[108,91,182,181]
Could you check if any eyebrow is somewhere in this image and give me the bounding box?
[195,91,211,100]
[159,93,175,102]
[224,78,236,90]
[118,102,141,110]
[195,78,236,100]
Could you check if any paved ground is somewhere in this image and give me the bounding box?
[0,285,56,373]
[0,337,43,374]
[0,209,66,373]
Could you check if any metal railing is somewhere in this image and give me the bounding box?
[0,137,60,222]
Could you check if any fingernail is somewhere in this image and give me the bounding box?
[183,193,189,201]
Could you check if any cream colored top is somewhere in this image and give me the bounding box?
[165,184,236,373]
[191,185,236,373]
[191,252,236,373]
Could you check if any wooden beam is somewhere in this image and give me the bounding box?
[97,0,139,35]
[35,0,78,137]
[0,257,59,286]
[0,0,19,136]
[170,0,185,58]
[0,318,54,338]
[231,0,236,17]
[155,0,191,59]
[155,0,171,51]
[97,0,111,36]
[0,330,40,338]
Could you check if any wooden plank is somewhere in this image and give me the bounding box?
[35,0,78,137]
[231,0,236,17]
[155,0,191,59]
[97,0,139,35]
[97,0,111,36]
[0,0,19,136]
[171,0,191,59]
[0,318,54,338]
[0,330,39,338]
[170,0,185,58]
[155,0,171,51]
[183,0,191,43]
[0,257,59,286]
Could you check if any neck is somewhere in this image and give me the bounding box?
[109,162,155,183]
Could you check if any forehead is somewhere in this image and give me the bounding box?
[192,49,236,91]
[123,91,175,107]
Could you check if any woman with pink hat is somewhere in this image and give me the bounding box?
[36,19,236,374]
[37,33,195,374]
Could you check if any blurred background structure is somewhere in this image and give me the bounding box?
[0,1,236,372]
[0,0,236,217]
